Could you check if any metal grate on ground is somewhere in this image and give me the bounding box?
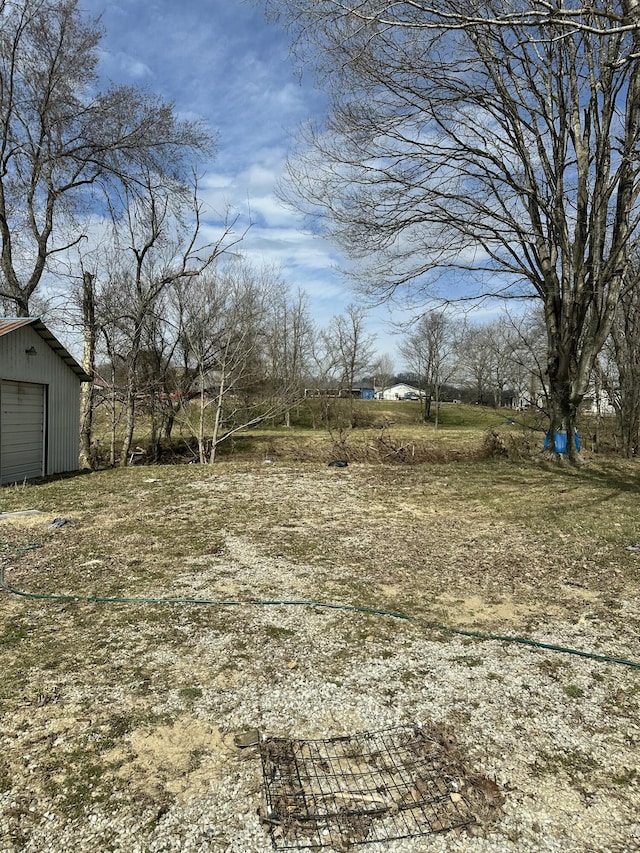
[259,724,477,850]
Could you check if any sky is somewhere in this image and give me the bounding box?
[80,0,405,367]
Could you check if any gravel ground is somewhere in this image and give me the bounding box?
[0,463,639,853]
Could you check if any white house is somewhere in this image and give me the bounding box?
[0,318,90,485]
[377,383,423,401]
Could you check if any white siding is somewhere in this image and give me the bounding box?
[379,383,422,401]
[0,324,81,479]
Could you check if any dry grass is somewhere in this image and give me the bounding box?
[1,452,639,843]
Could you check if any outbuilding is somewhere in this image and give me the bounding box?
[0,318,90,485]
[377,383,423,401]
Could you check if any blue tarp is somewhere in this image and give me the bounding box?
[543,429,581,453]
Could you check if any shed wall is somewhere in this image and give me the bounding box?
[0,325,81,477]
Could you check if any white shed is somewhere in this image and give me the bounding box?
[0,318,90,485]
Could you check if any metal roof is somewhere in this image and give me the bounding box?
[0,318,91,381]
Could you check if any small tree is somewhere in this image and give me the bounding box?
[96,173,240,465]
[371,353,395,398]
[399,311,457,425]
[324,303,376,424]
[263,285,314,427]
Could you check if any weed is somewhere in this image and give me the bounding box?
[452,655,484,668]
[0,759,11,793]
[564,684,585,699]
[179,686,203,700]
[187,747,207,773]
[611,767,638,786]
[263,625,296,640]
[538,659,567,681]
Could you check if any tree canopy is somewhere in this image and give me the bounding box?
[265,0,640,460]
[0,0,213,316]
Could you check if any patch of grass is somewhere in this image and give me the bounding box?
[0,759,11,793]
[538,659,567,681]
[178,686,203,700]
[0,619,29,647]
[187,746,207,773]
[532,748,599,786]
[611,767,638,786]
[451,655,484,668]
[563,684,585,699]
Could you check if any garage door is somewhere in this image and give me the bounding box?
[0,380,45,485]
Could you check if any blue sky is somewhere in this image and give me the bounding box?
[81,0,404,366]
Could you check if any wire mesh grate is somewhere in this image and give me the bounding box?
[259,723,480,849]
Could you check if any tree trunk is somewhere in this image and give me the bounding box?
[120,386,136,467]
[198,386,207,463]
[109,363,117,468]
[79,272,96,469]
[546,350,581,464]
[422,394,432,423]
[208,371,227,464]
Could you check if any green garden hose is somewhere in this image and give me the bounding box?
[1,561,638,670]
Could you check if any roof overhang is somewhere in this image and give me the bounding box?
[0,318,91,382]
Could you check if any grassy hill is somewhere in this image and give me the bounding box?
[91,398,558,466]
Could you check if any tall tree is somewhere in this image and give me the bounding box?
[0,0,212,316]
[327,304,376,389]
[598,266,640,456]
[269,0,640,462]
[325,303,376,418]
[264,285,314,426]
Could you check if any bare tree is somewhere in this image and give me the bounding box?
[327,304,376,389]
[324,303,376,421]
[457,324,494,407]
[174,262,305,462]
[97,173,240,465]
[0,0,212,316]
[269,0,640,462]
[263,285,314,427]
[399,311,457,424]
[504,308,550,412]
[264,2,640,44]
[456,318,521,408]
[598,266,640,456]
[372,352,395,397]
[171,271,229,463]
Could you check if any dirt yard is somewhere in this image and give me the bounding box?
[0,459,639,852]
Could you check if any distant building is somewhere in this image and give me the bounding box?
[377,383,422,401]
[304,386,375,399]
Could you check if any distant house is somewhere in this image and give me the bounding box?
[377,383,422,401]
[0,318,90,485]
